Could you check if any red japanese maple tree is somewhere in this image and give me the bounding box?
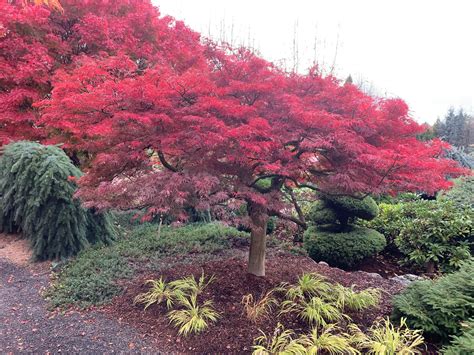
[2,0,465,276]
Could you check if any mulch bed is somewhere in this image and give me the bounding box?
[353,250,421,277]
[101,254,405,353]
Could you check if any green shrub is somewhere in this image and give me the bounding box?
[362,203,406,246]
[307,194,379,228]
[303,225,386,268]
[366,200,473,272]
[307,200,339,225]
[325,195,379,223]
[47,222,248,308]
[0,141,113,260]
[375,192,421,204]
[392,259,474,342]
[439,176,474,209]
[443,320,474,355]
[395,201,472,272]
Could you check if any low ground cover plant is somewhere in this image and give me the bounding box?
[46,222,248,308]
[438,176,474,209]
[392,259,474,344]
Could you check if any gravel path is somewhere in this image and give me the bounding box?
[0,259,159,354]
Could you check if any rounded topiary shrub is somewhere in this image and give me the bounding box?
[307,200,339,225]
[0,141,114,260]
[324,195,379,225]
[303,225,386,268]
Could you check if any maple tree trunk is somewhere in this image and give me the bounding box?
[247,202,268,277]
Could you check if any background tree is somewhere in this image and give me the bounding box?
[434,107,473,148]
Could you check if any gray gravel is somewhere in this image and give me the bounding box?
[0,259,159,354]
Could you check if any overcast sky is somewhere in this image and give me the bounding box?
[154,0,473,124]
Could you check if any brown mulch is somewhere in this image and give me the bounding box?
[354,250,420,277]
[102,255,405,354]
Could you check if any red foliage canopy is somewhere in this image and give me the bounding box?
[1,0,464,223]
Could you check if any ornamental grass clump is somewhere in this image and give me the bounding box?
[134,272,219,336]
[251,272,422,354]
[168,294,219,336]
[133,277,176,310]
[242,290,279,324]
[252,323,305,355]
[0,141,113,260]
[332,284,381,312]
[349,318,425,354]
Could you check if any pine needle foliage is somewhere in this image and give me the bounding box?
[0,141,113,260]
[392,259,474,341]
[442,320,474,355]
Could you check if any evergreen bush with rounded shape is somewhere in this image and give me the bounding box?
[307,200,338,225]
[303,225,386,268]
[324,195,379,223]
[0,141,113,260]
[392,259,474,343]
[304,194,384,267]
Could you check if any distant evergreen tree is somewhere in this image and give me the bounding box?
[433,108,473,149]
[440,108,468,147]
[433,117,446,138]
[0,141,114,260]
